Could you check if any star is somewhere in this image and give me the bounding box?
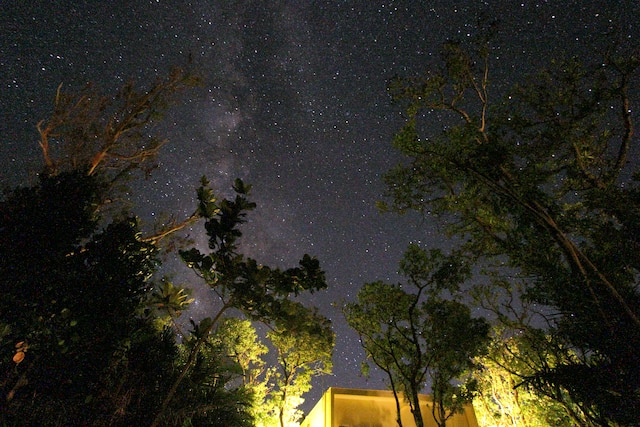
[1,0,637,414]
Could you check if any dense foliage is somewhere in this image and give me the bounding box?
[152,177,333,427]
[0,75,333,427]
[472,331,577,427]
[380,39,640,426]
[0,171,159,425]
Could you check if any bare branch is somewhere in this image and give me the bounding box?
[141,212,200,244]
[36,68,198,180]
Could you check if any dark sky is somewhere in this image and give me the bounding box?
[2,0,638,415]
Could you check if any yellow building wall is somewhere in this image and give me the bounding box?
[301,388,479,427]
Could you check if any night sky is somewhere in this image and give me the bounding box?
[2,0,639,413]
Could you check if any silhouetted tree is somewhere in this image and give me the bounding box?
[0,170,161,425]
[0,70,255,426]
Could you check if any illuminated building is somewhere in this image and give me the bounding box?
[301,387,479,427]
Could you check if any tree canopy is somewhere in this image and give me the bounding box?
[151,176,334,427]
[267,301,334,427]
[1,172,127,417]
[381,38,640,426]
[345,245,489,427]
[1,72,333,427]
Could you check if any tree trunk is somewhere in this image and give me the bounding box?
[389,378,404,427]
[409,389,424,427]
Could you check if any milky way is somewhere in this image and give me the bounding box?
[2,0,638,413]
